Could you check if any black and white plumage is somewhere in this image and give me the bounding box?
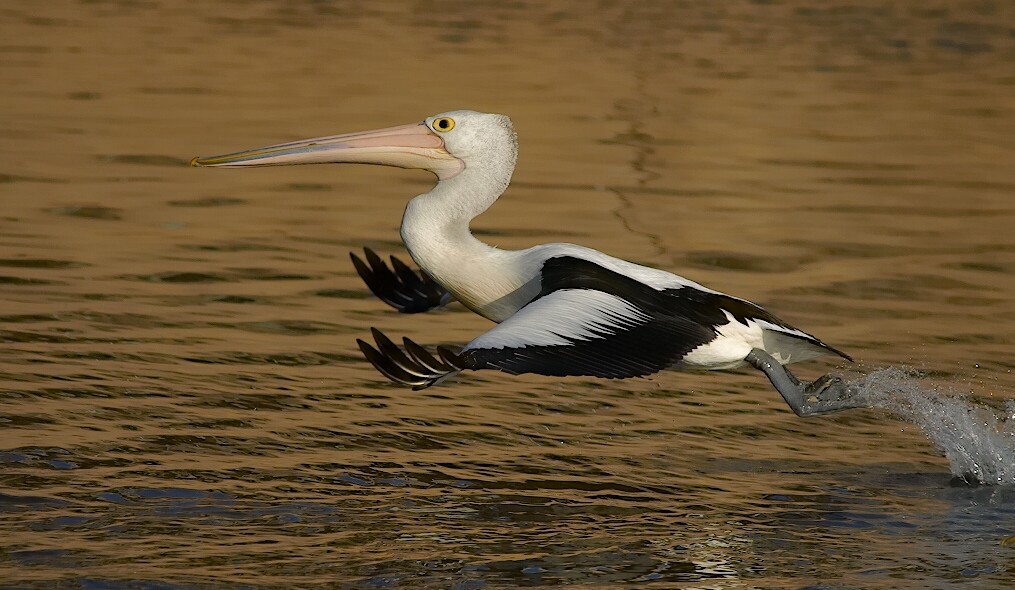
[194,110,863,417]
[359,256,851,401]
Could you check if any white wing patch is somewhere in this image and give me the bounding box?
[681,310,761,369]
[464,289,650,350]
[754,319,812,341]
[682,312,830,369]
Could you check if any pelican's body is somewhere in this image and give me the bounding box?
[194,110,862,416]
[403,236,829,371]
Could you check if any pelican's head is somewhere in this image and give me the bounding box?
[191,110,517,182]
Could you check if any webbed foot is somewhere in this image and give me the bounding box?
[746,349,865,417]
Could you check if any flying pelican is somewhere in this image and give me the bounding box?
[193,110,862,417]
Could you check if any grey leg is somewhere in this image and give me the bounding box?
[744,348,863,417]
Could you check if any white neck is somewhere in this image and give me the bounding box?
[400,163,510,253]
[399,135,534,321]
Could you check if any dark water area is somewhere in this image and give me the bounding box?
[2,1,1015,587]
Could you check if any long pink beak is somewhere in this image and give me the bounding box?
[191,122,464,180]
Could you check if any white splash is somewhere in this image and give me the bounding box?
[846,368,1015,486]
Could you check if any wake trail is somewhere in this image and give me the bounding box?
[846,368,1015,486]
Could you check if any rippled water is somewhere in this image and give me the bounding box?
[3,1,1015,588]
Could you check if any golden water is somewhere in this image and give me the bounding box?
[2,1,1014,587]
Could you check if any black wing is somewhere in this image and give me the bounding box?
[358,286,712,389]
[350,247,452,313]
[357,257,721,388]
[537,256,851,362]
[357,328,466,390]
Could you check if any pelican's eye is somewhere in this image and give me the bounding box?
[432,117,456,132]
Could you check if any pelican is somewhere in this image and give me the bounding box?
[193,110,862,417]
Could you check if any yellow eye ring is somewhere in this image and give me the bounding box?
[432,117,455,132]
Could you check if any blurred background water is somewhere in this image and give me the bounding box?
[2,1,1014,588]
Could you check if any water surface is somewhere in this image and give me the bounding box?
[2,1,1015,588]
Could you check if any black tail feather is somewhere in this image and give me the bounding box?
[350,248,452,313]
